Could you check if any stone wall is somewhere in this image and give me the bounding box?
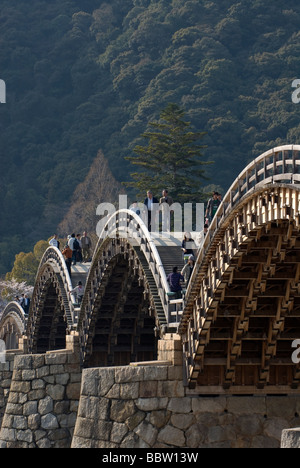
[0,333,299,448]
[0,354,16,430]
[281,428,300,448]
[71,363,300,449]
[0,334,81,448]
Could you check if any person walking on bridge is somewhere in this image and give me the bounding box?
[159,189,174,232]
[62,244,73,277]
[181,232,196,263]
[23,294,30,316]
[144,190,159,232]
[205,192,221,224]
[81,231,92,262]
[68,233,78,266]
[167,267,184,299]
[49,234,60,250]
[70,281,84,305]
[181,255,195,286]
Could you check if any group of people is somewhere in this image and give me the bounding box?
[49,232,92,277]
[48,232,93,306]
[130,189,174,231]
[47,190,222,304]
[15,294,30,316]
[166,232,197,299]
[131,188,222,232]
[166,190,223,299]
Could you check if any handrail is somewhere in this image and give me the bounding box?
[35,246,77,324]
[183,144,300,306]
[95,209,172,322]
[0,301,27,331]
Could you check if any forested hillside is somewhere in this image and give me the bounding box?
[1,0,300,275]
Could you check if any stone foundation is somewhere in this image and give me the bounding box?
[0,334,81,448]
[0,333,299,448]
[281,428,300,448]
[71,363,300,449]
[0,354,17,429]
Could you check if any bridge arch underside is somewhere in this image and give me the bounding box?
[183,217,300,394]
[80,251,159,369]
[26,266,70,354]
[0,312,24,350]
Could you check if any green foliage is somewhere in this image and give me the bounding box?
[125,103,209,202]
[6,240,49,285]
[1,0,300,275]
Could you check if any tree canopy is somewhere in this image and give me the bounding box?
[125,103,209,202]
[1,0,300,275]
[5,240,49,285]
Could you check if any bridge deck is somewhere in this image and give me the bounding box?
[71,262,91,288]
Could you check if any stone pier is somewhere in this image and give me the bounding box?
[0,333,81,448]
[72,334,300,448]
[0,333,300,448]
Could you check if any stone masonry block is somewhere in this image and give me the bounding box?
[115,366,144,383]
[143,366,168,382]
[139,381,158,398]
[45,353,67,365]
[120,383,139,400]
[81,368,115,397]
[281,428,300,448]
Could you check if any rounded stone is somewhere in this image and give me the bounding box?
[38,396,53,415]
[41,413,59,430]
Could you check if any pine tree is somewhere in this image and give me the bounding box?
[124,103,211,203]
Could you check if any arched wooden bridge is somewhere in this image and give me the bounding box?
[2,144,300,395]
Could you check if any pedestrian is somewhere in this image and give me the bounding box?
[68,233,78,266]
[81,231,92,262]
[197,223,209,248]
[76,234,83,263]
[144,190,159,232]
[49,234,60,250]
[129,201,141,216]
[181,232,196,263]
[159,189,174,207]
[62,243,73,277]
[205,192,221,224]
[19,294,25,309]
[181,255,195,285]
[70,281,84,305]
[23,294,30,316]
[159,189,174,232]
[167,267,184,299]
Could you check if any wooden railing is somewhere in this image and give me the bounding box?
[0,301,27,332]
[183,144,300,306]
[95,209,174,324]
[95,146,300,327]
[36,246,77,325]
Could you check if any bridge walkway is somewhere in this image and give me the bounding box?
[69,234,193,328]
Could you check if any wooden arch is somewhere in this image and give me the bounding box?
[26,262,73,354]
[77,237,166,367]
[181,184,300,393]
[0,302,26,350]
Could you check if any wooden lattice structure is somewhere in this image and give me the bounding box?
[180,145,300,394]
[3,144,300,393]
